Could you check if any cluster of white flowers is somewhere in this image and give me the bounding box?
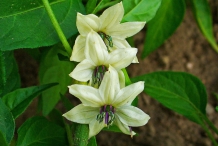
[63,2,150,138]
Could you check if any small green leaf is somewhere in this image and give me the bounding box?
[16,116,67,146]
[132,71,207,124]
[142,0,185,58]
[87,137,97,146]
[0,51,20,98]
[0,131,8,146]
[39,46,75,115]
[92,0,110,14]
[48,109,65,127]
[0,99,15,144]
[103,125,122,133]
[86,0,97,14]
[2,83,57,119]
[190,0,218,52]
[0,0,85,51]
[122,0,162,22]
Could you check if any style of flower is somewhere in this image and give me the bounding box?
[63,66,150,138]
[71,2,145,63]
[69,30,137,85]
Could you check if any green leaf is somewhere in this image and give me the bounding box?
[103,125,122,133]
[0,0,85,51]
[132,71,207,124]
[48,109,65,127]
[39,46,74,115]
[16,116,67,146]
[0,132,8,146]
[86,0,97,14]
[73,124,89,146]
[142,0,185,58]
[122,0,162,22]
[0,51,20,98]
[87,137,97,146]
[190,0,218,52]
[0,99,15,144]
[2,83,57,119]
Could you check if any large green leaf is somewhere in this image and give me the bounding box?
[132,71,207,124]
[39,46,74,115]
[2,83,57,119]
[122,0,162,22]
[0,99,15,144]
[142,0,185,58]
[0,51,20,98]
[0,0,85,51]
[190,0,218,52]
[16,116,67,146]
[0,132,8,146]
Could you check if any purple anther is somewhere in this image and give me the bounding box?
[129,126,133,138]
[105,112,109,125]
[104,105,107,111]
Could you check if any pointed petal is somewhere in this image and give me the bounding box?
[116,105,150,126]
[113,38,131,49]
[113,81,144,106]
[99,2,124,31]
[85,31,108,65]
[68,84,103,107]
[108,48,137,70]
[118,70,125,89]
[69,59,95,82]
[89,118,105,138]
[107,22,146,39]
[63,104,99,124]
[70,35,86,62]
[99,66,120,103]
[132,56,139,63]
[77,13,100,36]
[114,117,136,136]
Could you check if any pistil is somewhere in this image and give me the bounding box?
[96,105,115,127]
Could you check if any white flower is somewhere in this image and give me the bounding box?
[69,30,137,84]
[71,2,145,63]
[63,66,150,138]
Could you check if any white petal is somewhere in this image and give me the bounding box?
[99,66,120,103]
[70,35,86,62]
[118,70,125,89]
[77,13,100,36]
[68,84,103,107]
[69,59,95,82]
[89,118,105,138]
[113,81,144,106]
[63,104,99,124]
[116,105,150,126]
[107,22,146,39]
[132,56,139,63]
[107,48,137,70]
[99,2,124,31]
[113,38,131,49]
[85,31,108,65]
[114,117,136,136]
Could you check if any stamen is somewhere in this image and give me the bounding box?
[129,126,133,138]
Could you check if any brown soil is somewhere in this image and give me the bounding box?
[14,1,218,146]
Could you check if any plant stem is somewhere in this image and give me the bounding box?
[203,115,218,134]
[42,0,72,57]
[64,122,74,146]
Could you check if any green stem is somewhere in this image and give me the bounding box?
[64,122,74,146]
[200,119,218,146]
[42,0,72,57]
[203,115,218,135]
[122,68,132,85]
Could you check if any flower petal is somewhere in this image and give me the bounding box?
[85,31,108,65]
[116,105,150,126]
[68,84,104,107]
[89,118,105,138]
[77,13,100,36]
[113,81,144,106]
[70,35,86,62]
[118,70,125,89]
[99,66,120,103]
[69,59,95,82]
[99,2,124,31]
[63,104,99,124]
[114,117,136,136]
[107,22,146,39]
[107,48,137,70]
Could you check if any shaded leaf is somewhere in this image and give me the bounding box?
[0,131,8,146]
[190,0,218,52]
[88,137,97,146]
[0,51,20,98]
[2,83,57,119]
[142,0,185,58]
[16,116,67,146]
[86,0,97,14]
[132,71,207,124]
[123,0,161,22]
[0,0,85,51]
[0,99,15,144]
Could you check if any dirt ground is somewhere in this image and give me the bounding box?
[14,1,218,146]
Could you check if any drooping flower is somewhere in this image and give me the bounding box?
[63,66,150,138]
[71,2,145,63]
[69,30,137,86]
